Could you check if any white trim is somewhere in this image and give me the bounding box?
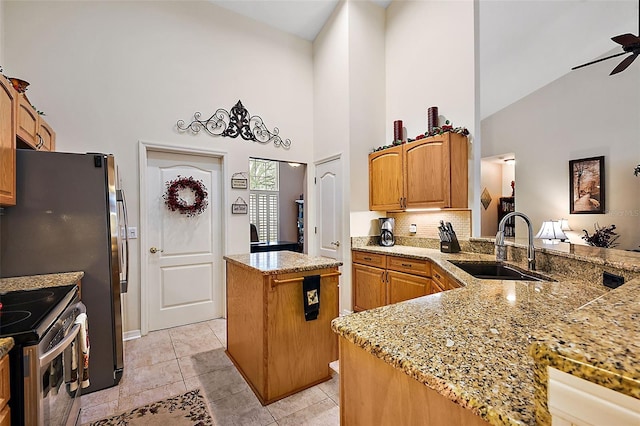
[123,330,142,341]
[138,140,228,336]
[314,152,342,166]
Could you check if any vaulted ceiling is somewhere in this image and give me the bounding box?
[209,0,639,119]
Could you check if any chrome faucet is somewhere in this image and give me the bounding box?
[495,212,536,271]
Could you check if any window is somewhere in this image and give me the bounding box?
[249,159,279,242]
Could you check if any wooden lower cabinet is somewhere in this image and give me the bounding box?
[387,270,431,305]
[352,251,431,311]
[0,354,10,426]
[352,263,386,311]
[432,263,461,293]
[226,262,339,405]
[339,337,489,426]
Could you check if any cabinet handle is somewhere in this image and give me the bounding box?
[364,257,372,261]
[386,271,389,283]
[36,133,45,149]
[381,271,385,282]
[435,273,441,279]
[401,263,412,268]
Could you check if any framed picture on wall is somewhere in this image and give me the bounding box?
[569,156,605,214]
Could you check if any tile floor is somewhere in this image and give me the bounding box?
[79,319,340,425]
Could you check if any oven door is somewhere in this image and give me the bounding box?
[23,302,85,426]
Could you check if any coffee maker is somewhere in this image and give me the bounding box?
[379,218,395,247]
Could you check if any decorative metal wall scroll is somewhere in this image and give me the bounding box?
[231,172,248,189]
[177,100,291,149]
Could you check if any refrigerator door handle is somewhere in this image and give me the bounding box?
[116,189,129,293]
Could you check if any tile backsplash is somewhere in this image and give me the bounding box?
[389,210,471,240]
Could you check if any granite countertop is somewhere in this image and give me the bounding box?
[0,338,14,358]
[529,278,640,423]
[334,246,614,425]
[471,237,640,273]
[224,251,343,275]
[0,272,84,293]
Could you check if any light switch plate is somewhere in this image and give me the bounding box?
[128,227,138,239]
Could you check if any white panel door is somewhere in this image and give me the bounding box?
[146,151,223,331]
[316,158,342,260]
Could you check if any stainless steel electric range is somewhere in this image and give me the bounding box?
[0,284,86,426]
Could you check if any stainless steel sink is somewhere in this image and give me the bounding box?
[448,261,555,282]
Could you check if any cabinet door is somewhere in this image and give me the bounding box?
[369,145,403,211]
[16,95,38,148]
[38,118,55,151]
[0,78,17,206]
[387,270,430,305]
[404,135,450,208]
[352,263,386,312]
[0,354,9,419]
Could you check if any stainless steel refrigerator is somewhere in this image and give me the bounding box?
[0,149,129,394]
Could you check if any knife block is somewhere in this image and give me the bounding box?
[440,239,460,253]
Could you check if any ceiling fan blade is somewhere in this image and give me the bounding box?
[571,51,627,70]
[611,33,640,46]
[610,53,639,75]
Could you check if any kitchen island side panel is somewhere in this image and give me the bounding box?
[266,268,339,400]
[339,336,490,426]
[225,261,266,397]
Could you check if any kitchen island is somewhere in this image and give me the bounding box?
[224,250,342,405]
[333,244,640,425]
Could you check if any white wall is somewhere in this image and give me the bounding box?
[480,160,501,236]
[0,0,4,64]
[482,53,640,250]
[278,162,305,242]
[385,0,477,236]
[386,1,476,145]
[4,1,315,333]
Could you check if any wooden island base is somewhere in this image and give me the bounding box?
[339,336,490,426]
[226,258,339,405]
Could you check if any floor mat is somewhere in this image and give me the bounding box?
[88,389,213,426]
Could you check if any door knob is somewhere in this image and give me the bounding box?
[149,247,163,254]
[330,241,340,247]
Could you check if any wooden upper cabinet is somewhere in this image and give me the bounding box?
[17,94,55,151]
[405,133,468,209]
[38,119,55,151]
[369,133,468,211]
[0,77,17,206]
[369,145,404,211]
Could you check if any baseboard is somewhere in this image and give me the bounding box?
[123,330,142,341]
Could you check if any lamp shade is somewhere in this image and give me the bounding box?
[535,220,568,244]
[559,218,571,231]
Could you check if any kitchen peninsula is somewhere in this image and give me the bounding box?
[224,250,342,405]
[333,242,640,425]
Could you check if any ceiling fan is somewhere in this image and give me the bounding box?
[572,0,640,75]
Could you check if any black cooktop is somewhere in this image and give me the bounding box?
[0,285,78,345]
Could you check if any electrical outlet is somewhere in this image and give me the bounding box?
[603,271,624,289]
[409,224,417,233]
[128,227,138,239]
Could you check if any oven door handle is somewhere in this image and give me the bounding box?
[39,323,81,368]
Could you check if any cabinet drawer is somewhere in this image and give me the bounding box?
[352,251,386,268]
[432,266,447,288]
[387,256,430,277]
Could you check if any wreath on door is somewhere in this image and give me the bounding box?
[163,175,208,217]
